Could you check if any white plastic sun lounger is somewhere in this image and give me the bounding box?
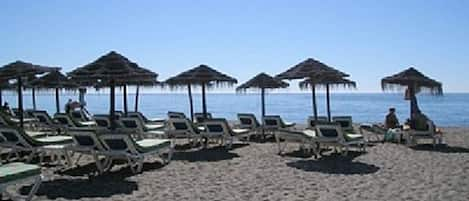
[0,162,42,201]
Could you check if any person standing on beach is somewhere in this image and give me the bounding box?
[65,99,72,114]
[385,108,399,129]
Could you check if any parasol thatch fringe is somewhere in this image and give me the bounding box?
[236,72,288,93]
[381,67,443,95]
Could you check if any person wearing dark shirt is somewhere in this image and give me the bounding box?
[65,99,72,114]
[385,108,399,129]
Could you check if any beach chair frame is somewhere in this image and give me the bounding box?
[315,124,366,156]
[405,120,442,147]
[0,164,42,201]
[99,134,173,173]
[0,127,72,166]
[166,118,201,145]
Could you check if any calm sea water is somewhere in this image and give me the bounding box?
[2,93,468,127]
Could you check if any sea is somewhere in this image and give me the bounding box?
[2,93,468,127]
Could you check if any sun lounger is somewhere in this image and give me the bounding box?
[0,127,73,165]
[167,111,186,119]
[275,128,319,156]
[237,113,261,130]
[315,124,366,156]
[127,112,165,123]
[54,113,96,129]
[118,117,165,139]
[307,116,328,128]
[200,118,250,148]
[92,115,112,129]
[404,120,443,147]
[99,134,173,173]
[67,129,108,172]
[262,115,295,138]
[332,116,354,132]
[194,112,212,123]
[0,162,42,201]
[166,118,202,145]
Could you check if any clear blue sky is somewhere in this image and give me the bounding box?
[1,0,468,92]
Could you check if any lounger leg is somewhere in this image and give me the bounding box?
[26,175,42,201]
[63,149,72,167]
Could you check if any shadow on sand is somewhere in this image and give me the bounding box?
[20,176,137,199]
[411,144,469,153]
[59,159,166,177]
[172,146,241,162]
[286,151,379,175]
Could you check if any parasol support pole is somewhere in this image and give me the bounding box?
[134,85,139,112]
[311,81,318,121]
[202,83,207,119]
[32,88,36,110]
[55,88,60,113]
[0,89,2,106]
[326,84,331,122]
[261,88,266,117]
[188,84,194,122]
[17,76,24,128]
[123,85,128,115]
[110,80,116,129]
[408,84,421,119]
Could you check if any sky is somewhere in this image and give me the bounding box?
[1,0,468,93]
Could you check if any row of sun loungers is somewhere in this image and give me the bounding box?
[0,109,443,200]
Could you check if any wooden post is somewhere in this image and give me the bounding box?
[134,85,139,112]
[326,84,331,122]
[202,83,207,119]
[110,80,116,129]
[261,88,266,117]
[311,81,318,120]
[32,88,36,110]
[188,84,194,122]
[17,77,24,128]
[55,88,60,113]
[123,85,128,114]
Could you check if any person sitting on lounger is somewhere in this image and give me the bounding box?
[385,108,400,129]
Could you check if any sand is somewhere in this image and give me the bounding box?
[5,127,469,201]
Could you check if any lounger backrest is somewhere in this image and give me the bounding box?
[93,115,111,128]
[202,118,231,137]
[194,112,212,123]
[263,115,286,129]
[315,124,345,143]
[54,113,76,127]
[119,117,145,134]
[99,134,139,155]
[167,111,186,119]
[307,116,328,128]
[166,118,198,135]
[68,129,105,151]
[332,116,354,132]
[31,111,54,126]
[127,112,148,122]
[0,115,10,126]
[237,113,260,129]
[0,127,34,149]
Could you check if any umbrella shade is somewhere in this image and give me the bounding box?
[68,51,158,128]
[165,64,237,120]
[68,51,158,86]
[28,71,78,113]
[381,67,442,118]
[0,61,60,127]
[276,58,350,121]
[236,73,288,117]
[300,76,356,121]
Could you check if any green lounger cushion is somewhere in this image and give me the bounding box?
[34,135,73,145]
[136,139,171,153]
[344,133,364,142]
[0,163,41,184]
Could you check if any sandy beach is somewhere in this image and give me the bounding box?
[3,126,467,201]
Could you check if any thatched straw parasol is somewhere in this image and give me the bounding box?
[236,72,288,117]
[0,61,60,127]
[164,64,237,120]
[0,79,14,106]
[276,58,350,121]
[68,51,158,128]
[381,67,442,119]
[29,71,78,113]
[300,76,356,121]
